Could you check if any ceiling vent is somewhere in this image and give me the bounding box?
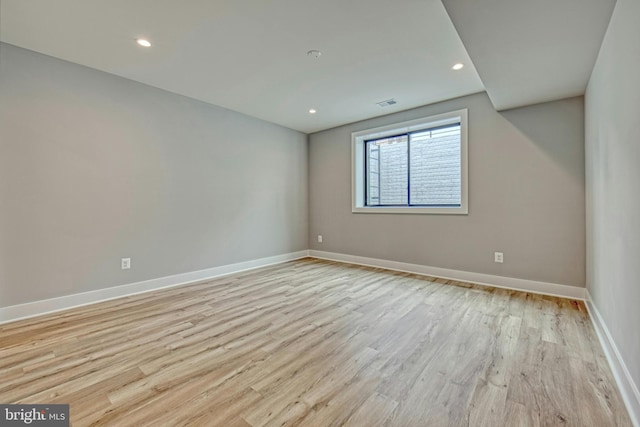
[376,98,397,107]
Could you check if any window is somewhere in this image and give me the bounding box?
[352,109,468,214]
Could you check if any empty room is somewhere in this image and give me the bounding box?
[1,0,638,426]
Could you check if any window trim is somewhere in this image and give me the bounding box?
[351,109,468,215]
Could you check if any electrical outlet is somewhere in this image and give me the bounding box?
[317,235,323,243]
[121,257,131,270]
[494,252,504,263]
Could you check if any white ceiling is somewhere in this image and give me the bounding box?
[0,0,484,133]
[442,0,616,111]
[0,0,616,133]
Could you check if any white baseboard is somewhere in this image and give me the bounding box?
[308,250,585,300]
[585,290,640,427]
[0,250,309,325]
[2,249,585,325]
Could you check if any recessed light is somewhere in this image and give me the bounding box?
[307,50,321,59]
[309,109,317,114]
[136,38,151,47]
[452,63,464,70]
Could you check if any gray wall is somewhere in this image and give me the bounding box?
[0,43,308,308]
[585,0,640,396]
[309,92,585,287]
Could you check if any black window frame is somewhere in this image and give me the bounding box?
[363,122,462,208]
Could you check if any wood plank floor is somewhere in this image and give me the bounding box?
[0,258,632,426]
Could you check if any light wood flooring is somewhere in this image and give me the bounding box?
[0,258,632,426]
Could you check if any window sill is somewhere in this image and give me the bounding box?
[352,206,468,215]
